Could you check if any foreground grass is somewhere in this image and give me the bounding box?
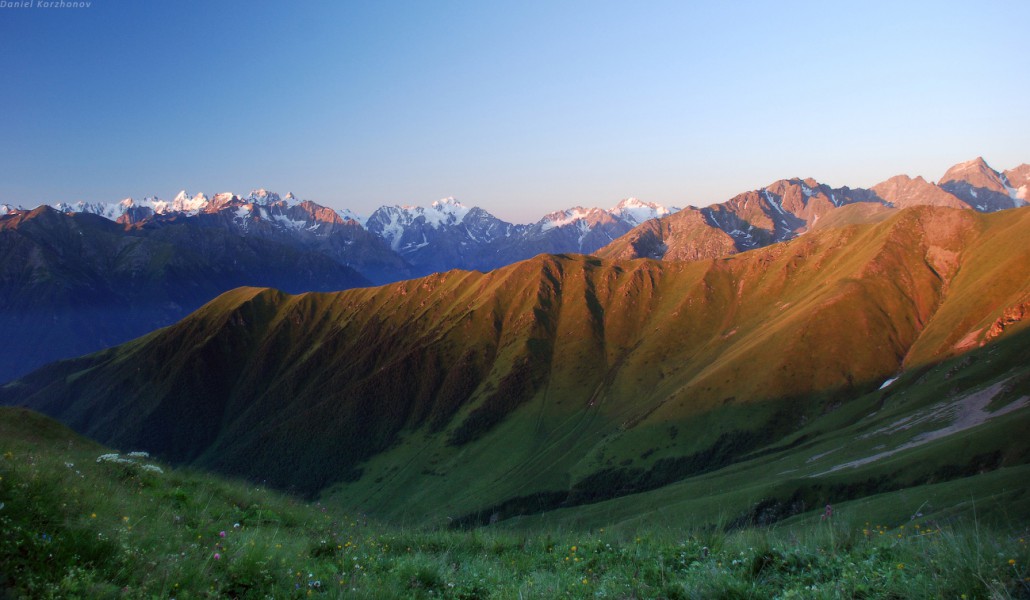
[1,411,1028,599]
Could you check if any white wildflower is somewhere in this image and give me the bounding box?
[96,453,120,463]
[141,464,164,474]
[126,451,150,458]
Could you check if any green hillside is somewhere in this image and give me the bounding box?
[2,206,1028,528]
[1,407,1028,599]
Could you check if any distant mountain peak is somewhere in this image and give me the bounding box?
[941,156,996,183]
[939,157,1024,210]
[426,197,472,225]
[609,198,677,226]
[247,189,282,204]
[169,190,209,214]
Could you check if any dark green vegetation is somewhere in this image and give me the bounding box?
[4,206,1028,532]
[0,206,369,383]
[2,407,1028,599]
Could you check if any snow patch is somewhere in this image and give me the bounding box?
[762,190,786,214]
[1000,174,1028,207]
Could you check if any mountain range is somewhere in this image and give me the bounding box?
[0,157,1024,385]
[5,202,1028,526]
[0,206,369,383]
[4,156,1024,277]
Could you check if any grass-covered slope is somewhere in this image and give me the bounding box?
[3,206,1029,526]
[2,407,1028,599]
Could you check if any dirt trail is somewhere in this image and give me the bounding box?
[811,379,1027,476]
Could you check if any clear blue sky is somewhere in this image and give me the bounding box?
[1,0,1027,222]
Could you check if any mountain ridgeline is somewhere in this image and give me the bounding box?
[6,205,1029,523]
[0,157,1024,382]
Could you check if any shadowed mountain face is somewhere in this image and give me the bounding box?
[0,206,369,383]
[5,206,1028,522]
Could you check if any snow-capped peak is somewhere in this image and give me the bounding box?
[425,197,471,227]
[539,207,595,231]
[209,192,239,210]
[609,198,677,226]
[247,189,282,205]
[169,190,209,214]
[336,208,365,225]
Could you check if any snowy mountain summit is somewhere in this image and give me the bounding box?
[610,198,678,226]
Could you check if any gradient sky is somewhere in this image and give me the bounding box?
[1,0,1027,223]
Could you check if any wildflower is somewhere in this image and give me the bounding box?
[219,531,226,538]
[233,522,240,529]
[822,504,833,520]
[897,563,904,570]
[1009,559,1017,566]
[141,464,163,474]
[213,553,221,560]
[127,451,149,458]
[90,513,96,519]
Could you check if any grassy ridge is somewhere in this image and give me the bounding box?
[3,206,1029,525]
[2,407,1028,599]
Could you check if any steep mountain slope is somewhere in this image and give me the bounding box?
[5,206,1028,524]
[0,206,369,383]
[939,157,1027,211]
